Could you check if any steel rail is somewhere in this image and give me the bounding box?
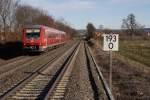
[0,45,64,79]
[85,43,115,100]
[44,42,80,100]
[0,42,79,100]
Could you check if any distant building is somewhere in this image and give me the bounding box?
[144,28,150,36]
[94,31,102,37]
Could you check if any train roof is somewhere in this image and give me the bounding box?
[25,25,66,34]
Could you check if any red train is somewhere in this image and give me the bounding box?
[22,25,66,52]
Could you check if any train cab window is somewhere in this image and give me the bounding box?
[26,29,40,39]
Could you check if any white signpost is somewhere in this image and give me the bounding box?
[103,34,119,51]
[103,33,119,91]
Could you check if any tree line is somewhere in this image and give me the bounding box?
[86,13,146,40]
[0,0,77,43]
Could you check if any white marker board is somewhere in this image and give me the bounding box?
[103,34,119,51]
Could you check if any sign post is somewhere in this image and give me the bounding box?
[103,33,119,91]
[109,50,112,91]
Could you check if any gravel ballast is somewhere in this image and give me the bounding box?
[64,43,94,100]
[0,42,75,94]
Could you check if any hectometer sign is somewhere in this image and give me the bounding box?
[103,34,119,51]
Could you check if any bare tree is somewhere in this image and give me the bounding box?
[121,13,144,37]
[86,23,96,40]
[15,3,78,40]
[0,0,10,41]
[15,5,35,32]
[33,13,55,27]
[0,0,19,42]
[0,3,77,42]
[8,0,19,32]
[15,5,50,31]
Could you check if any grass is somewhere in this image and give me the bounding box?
[119,39,150,67]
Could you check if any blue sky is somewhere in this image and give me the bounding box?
[21,0,150,29]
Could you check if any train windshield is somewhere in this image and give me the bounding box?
[26,29,40,39]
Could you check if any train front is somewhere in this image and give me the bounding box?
[22,28,45,52]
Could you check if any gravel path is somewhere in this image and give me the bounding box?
[64,42,94,100]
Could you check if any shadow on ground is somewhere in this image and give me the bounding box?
[0,41,42,60]
[86,40,94,47]
[0,41,23,60]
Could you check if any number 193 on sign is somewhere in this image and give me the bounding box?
[103,34,119,51]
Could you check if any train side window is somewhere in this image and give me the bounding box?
[49,34,54,38]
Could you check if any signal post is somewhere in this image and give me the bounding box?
[103,33,119,91]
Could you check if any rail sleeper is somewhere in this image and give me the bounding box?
[10,75,51,100]
[49,43,81,100]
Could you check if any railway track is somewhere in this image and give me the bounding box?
[0,42,80,100]
[0,46,65,80]
[45,42,80,100]
[0,56,37,78]
[84,42,114,100]
[0,56,28,67]
[0,41,115,100]
[0,41,72,78]
[0,42,75,95]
